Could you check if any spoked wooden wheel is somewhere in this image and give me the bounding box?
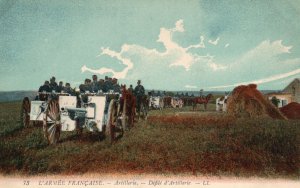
[106,99,116,144]
[43,99,61,145]
[121,97,128,130]
[106,99,123,144]
[21,97,30,127]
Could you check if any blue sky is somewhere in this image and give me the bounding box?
[1,0,300,91]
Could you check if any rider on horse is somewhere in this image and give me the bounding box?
[134,80,145,118]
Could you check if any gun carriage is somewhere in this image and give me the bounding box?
[21,90,132,145]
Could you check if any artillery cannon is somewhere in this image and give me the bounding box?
[21,90,133,145]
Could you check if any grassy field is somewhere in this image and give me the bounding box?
[0,101,299,178]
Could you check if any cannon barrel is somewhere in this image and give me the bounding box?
[64,107,87,112]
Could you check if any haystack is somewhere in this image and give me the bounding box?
[227,84,287,119]
[280,102,300,119]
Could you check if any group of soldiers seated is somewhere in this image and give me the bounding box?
[37,75,145,101]
[79,75,121,93]
[38,76,74,95]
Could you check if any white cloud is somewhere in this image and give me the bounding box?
[81,21,297,91]
[234,40,292,67]
[186,36,205,50]
[172,19,185,32]
[82,19,219,78]
[81,46,133,79]
[208,68,300,89]
[207,62,227,71]
[208,37,220,45]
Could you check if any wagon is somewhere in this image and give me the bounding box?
[171,97,184,108]
[21,91,133,145]
[149,96,164,110]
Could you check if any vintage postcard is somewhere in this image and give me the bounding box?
[0,0,299,188]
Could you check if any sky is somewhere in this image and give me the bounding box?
[1,0,300,91]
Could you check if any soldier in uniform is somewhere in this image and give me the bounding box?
[163,91,166,97]
[199,89,204,98]
[134,80,145,117]
[63,83,74,95]
[98,79,105,92]
[38,81,51,101]
[157,90,161,97]
[112,78,121,93]
[56,81,64,93]
[49,76,58,92]
[91,75,100,92]
[79,79,92,93]
[104,76,113,92]
[39,81,51,93]
[128,85,133,94]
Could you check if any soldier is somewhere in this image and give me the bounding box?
[157,90,161,97]
[98,79,105,92]
[128,84,134,94]
[104,76,113,92]
[63,83,74,95]
[151,89,155,96]
[134,80,145,117]
[38,81,51,101]
[38,81,51,93]
[49,76,58,92]
[91,75,100,92]
[56,81,64,93]
[79,79,92,93]
[199,89,204,98]
[112,78,121,93]
[86,79,92,92]
[163,91,166,97]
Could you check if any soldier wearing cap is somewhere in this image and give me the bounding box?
[91,75,100,92]
[39,81,51,93]
[49,76,58,92]
[112,78,121,93]
[63,83,74,95]
[104,76,113,92]
[38,81,51,101]
[98,79,105,92]
[56,81,64,93]
[128,84,133,94]
[79,79,92,93]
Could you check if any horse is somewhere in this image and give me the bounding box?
[163,96,172,108]
[149,96,164,110]
[139,95,149,120]
[181,96,193,106]
[120,85,136,128]
[171,97,184,108]
[216,95,228,112]
[192,94,213,111]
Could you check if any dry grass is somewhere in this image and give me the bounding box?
[227,84,286,119]
[0,101,299,178]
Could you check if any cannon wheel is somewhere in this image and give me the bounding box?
[121,97,128,130]
[106,99,124,144]
[21,97,30,127]
[105,99,116,144]
[43,99,61,145]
